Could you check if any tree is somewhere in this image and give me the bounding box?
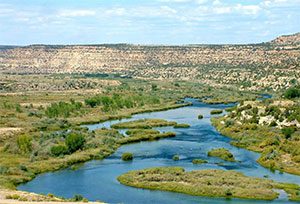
[284,87,300,99]
[65,132,85,153]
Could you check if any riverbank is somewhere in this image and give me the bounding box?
[0,189,104,203]
[211,99,300,176]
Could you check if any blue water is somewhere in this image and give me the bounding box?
[18,99,300,204]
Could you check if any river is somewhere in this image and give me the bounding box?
[18,98,300,204]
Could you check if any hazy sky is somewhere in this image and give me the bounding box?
[0,0,299,45]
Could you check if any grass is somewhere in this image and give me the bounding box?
[117,167,300,201]
[125,129,160,136]
[210,109,223,115]
[207,148,236,162]
[118,132,176,145]
[174,123,190,128]
[111,119,177,129]
[192,159,208,164]
[121,152,133,161]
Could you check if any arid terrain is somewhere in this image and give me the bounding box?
[1,33,299,92]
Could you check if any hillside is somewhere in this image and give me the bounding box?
[0,33,299,91]
[271,33,300,45]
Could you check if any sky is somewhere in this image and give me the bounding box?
[0,0,299,45]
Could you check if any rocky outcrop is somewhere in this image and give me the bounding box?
[0,33,299,91]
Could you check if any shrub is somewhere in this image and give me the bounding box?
[65,133,85,153]
[284,87,300,99]
[269,121,277,127]
[17,135,32,154]
[172,154,180,161]
[122,152,133,161]
[51,145,68,157]
[198,114,204,119]
[73,194,83,201]
[225,120,234,127]
[6,194,20,200]
[0,166,9,174]
[19,165,28,171]
[45,100,82,118]
[225,189,233,196]
[15,104,22,113]
[282,127,295,139]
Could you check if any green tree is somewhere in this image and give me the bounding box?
[284,87,300,99]
[65,132,85,153]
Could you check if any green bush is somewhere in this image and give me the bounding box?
[65,133,86,153]
[284,87,300,99]
[73,194,83,201]
[198,114,204,119]
[173,154,180,161]
[15,104,22,113]
[122,152,133,161]
[45,100,82,118]
[51,145,68,157]
[85,94,160,111]
[282,127,295,139]
[16,135,32,154]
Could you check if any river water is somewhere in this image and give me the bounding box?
[18,98,300,204]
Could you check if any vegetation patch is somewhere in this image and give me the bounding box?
[210,109,223,115]
[172,155,180,161]
[111,119,177,129]
[174,123,190,128]
[192,159,208,164]
[117,167,300,201]
[208,148,236,162]
[121,152,133,161]
[198,114,204,119]
[118,132,176,145]
[211,100,300,175]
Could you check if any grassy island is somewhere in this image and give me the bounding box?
[111,119,177,129]
[210,109,223,115]
[118,131,176,144]
[198,114,204,119]
[174,123,190,128]
[121,152,133,161]
[208,148,236,162]
[192,159,208,164]
[117,167,300,201]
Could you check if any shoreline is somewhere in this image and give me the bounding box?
[1,101,190,203]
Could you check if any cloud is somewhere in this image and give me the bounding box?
[235,4,261,15]
[58,9,96,17]
[0,0,299,45]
